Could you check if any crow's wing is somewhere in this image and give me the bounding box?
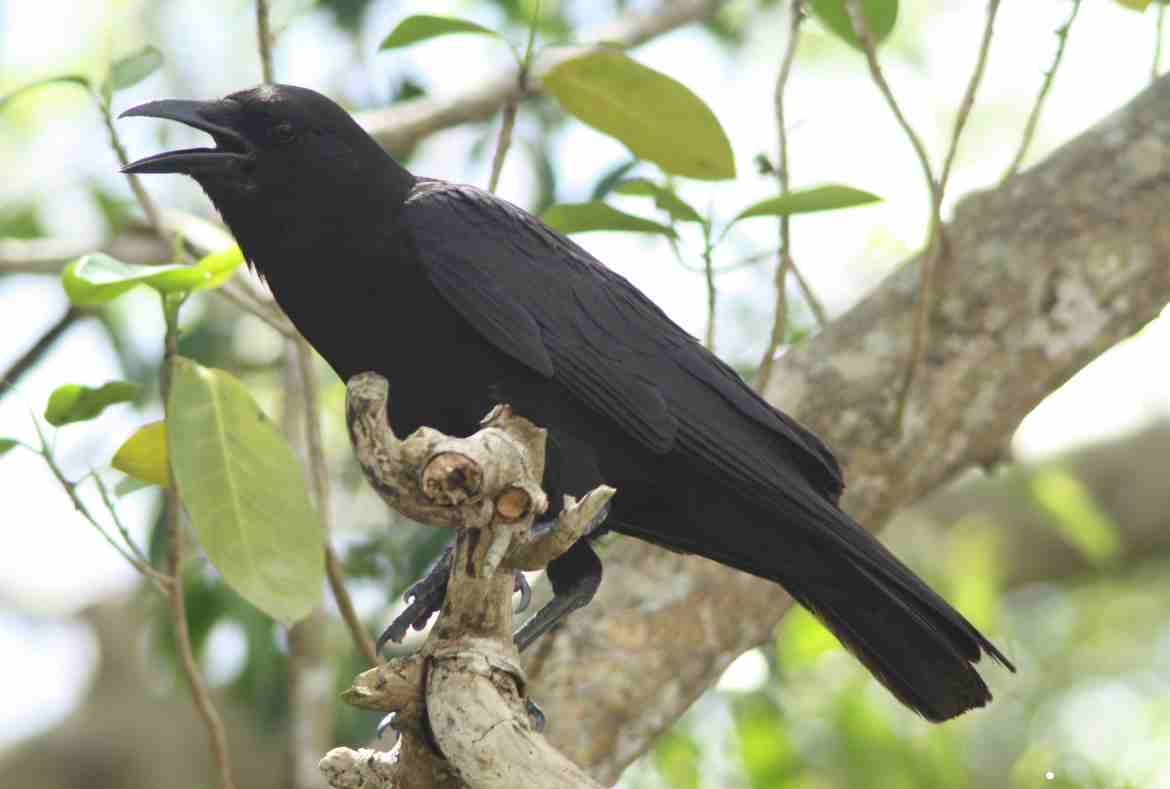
[402,180,843,499]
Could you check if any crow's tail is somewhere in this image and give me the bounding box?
[618,488,1014,721]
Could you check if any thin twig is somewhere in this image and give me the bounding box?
[90,470,153,568]
[756,0,803,393]
[100,102,164,235]
[788,257,826,326]
[2,306,80,388]
[161,296,237,789]
[219,279,298,338]
[1154,3,1165,84]
[487,1,541,193]
[30,418,169,588]
[938,0,1001,196]
[1002,0,1082,181]
[846,0,947,431]
[326,546,378,665]
[294,340,380,667]
[845,1,939,213]
[890,0,1000,424]
[256,0,275,84]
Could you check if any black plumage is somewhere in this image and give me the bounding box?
[122,83,1012,721]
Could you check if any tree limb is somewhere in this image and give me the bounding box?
[525,74,1170,786]
[325,373,611,789]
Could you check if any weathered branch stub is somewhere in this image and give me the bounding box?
[323,372,609,789]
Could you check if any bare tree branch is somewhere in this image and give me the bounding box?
[326,373,611,788]
[1,306,81,388]
[526,73,1170,787]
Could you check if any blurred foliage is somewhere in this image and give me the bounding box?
[623,528,1170,789]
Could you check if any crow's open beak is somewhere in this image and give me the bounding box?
[120,99,252,175]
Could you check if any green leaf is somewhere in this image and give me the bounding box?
[379,15,498,50]
[168,358,324,624]
[1113,0,1152,9]
[193,244,245,290]
[809,0,898,50]
[102,45,163,103]
[112,421,169,487]
[0,438,21,457]
[0,75,90,110]
[542,201,677,237]
[44,381,140,427]
[544,50,735,180]
[62,253,221,305]
[730,184,881,225]
[1030,467,1120,566]
[614,178,703,224]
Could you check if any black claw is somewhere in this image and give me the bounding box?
[525,699,546,732]
[376,545,454,654]
[514,571,532,613]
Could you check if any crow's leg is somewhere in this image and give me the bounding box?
[377,544,453,653]
[377,543,533,653]
[514,538,603,652]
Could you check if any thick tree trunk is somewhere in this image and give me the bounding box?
[526,77,1170,785]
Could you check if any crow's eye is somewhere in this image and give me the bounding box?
[272,123,296,144]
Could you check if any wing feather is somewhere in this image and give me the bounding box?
[402,181,841,494]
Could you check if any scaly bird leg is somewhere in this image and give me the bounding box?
[378,543,532,653]
[514,534,604,652]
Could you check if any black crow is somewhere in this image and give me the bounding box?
[123,84,1012,721]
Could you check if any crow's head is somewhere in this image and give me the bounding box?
[121,83,410,261]
[121,83,395,200]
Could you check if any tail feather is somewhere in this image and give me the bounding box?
[785,542,1010,722]
[614,483,1014,722]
